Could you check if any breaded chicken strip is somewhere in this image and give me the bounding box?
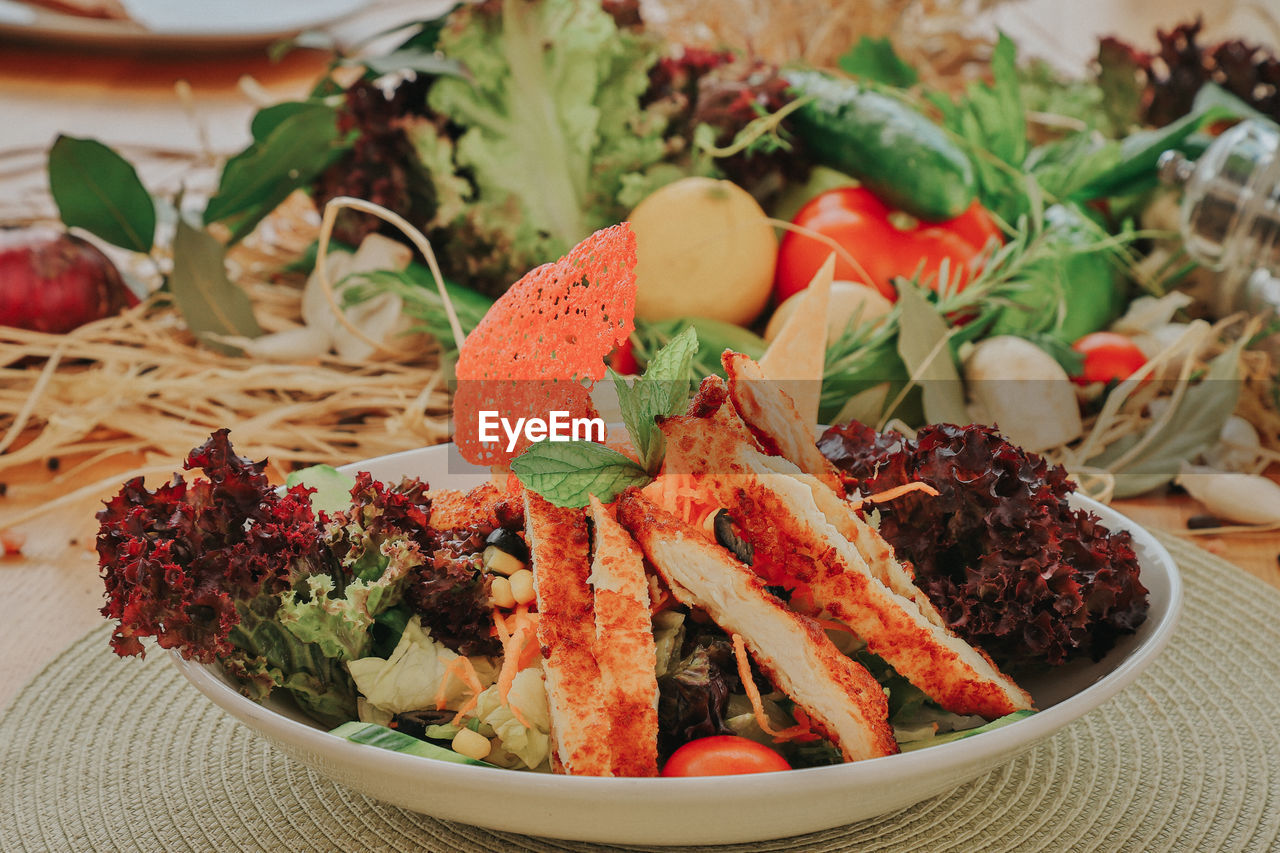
[588,496,659,777]
[656,393,1033,720]
[723,352,844,493]
[430,481,522,530]
[525,493,612,776]
[616,491,898,762]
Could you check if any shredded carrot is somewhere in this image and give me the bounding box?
[642,474,718,535]
[450,694,480,726]
[730,634,813,743]
[861,481,939,504]
[434,656,467,711]
[435,653,486,729]
[493,608,511,644]
[493,605,540,729]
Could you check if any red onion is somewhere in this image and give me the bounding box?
[0,227,137,334]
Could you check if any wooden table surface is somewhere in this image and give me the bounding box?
[1,449,1276,711]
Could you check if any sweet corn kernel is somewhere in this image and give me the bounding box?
[509,568,536,606]
[451,727,491,761]
[490,575,516,609]
[483,545,526,577]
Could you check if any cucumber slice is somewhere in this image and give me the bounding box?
[329,721,493,767]
[286,464,356,515]
[898,709,1036,752]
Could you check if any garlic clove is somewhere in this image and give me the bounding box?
[1175,462,1280,526]
[1201,416,1263,474]
[334,292,404,361]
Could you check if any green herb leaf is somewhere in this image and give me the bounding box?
[1086,339,1245,497]
[48,135,156,253]
[895,283,968,425]
[340,266,493,354]
[356,49,467,79]
[169,219,263,353]
[931,32,1028,224]
[837,36,919,88]
[614,325,698,474]
[510,441,651,508]
[204,102,347,244]
[632,317,765,379]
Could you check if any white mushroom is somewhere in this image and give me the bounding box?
[962,335,1083,452]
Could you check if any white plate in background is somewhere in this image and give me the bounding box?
[0,0,369,49]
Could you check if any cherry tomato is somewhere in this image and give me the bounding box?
[774,188,1001,304]
[660,736,792,777]
[1071,332,1148,385]
[607,337,639,375]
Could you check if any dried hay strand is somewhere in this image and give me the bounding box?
[0,292,451,483]
[0,187,455,511]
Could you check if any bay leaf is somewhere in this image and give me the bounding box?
[48,135,156,253]
[895,283,968,425]
[169,219,263,354]
[1087,340,1245,497]
[204,103,345,244]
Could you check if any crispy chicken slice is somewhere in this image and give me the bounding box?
[655,393,1033,720]
[429,481,522,530]
[616,491,898,762]
[524,493,612,776]
[750,453,947,629]
[587,496,659,777]
[722,351,844,493]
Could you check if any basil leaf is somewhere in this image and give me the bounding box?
[837,36,919,88]
[169,219,263,354]
[510,441,651,508]
[615,325,698,474]
[895,283,968,426]
[48,135,156,253]
[204,103,347,244]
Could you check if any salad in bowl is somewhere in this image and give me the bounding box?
[95,223,1175,843]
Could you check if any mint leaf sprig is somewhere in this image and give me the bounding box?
[509,327,700,507]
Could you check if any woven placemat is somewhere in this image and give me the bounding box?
[3,532,1279,852]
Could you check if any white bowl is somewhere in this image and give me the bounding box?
[171,443,1182,846]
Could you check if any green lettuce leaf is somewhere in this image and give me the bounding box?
[422,0,667,273]
[224,593,359,727]
[473,668,552,770]
[347,615,499,715]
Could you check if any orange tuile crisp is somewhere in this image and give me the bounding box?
[454,223,638,466]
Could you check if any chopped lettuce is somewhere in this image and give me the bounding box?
[899,710,1037,752]
[347,615,498,715]
[277,538,419,660]
[472,668,553,771]
[285,464,356,517]
[423,0,669,277]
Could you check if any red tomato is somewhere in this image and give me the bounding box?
[607,337,640,375]
[774,188,1001,304]
[660,736,792,777]
[1071,332,1148,385]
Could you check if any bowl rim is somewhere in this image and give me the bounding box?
[170,442,1183,796]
